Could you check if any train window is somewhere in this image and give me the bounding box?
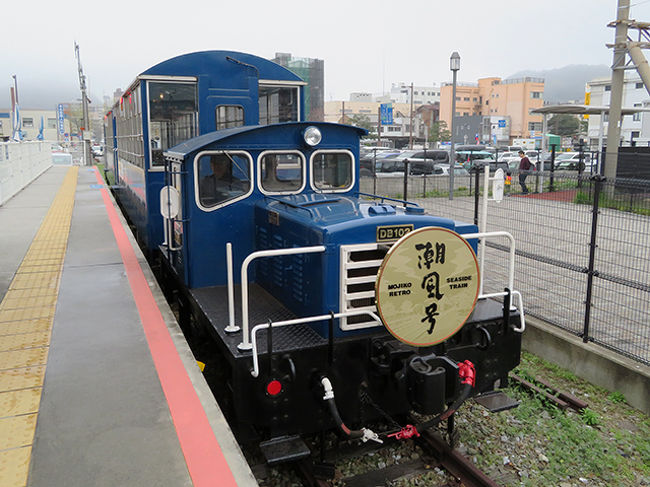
[195,151,253,210]
[216,105,244,130]
[148,81,198,168]
[311,151,354,192]
[258,85,299,125]
[258,151,305,194]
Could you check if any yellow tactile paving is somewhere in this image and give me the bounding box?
[0,447,31,487]
[0,167,77,487]
[0,367,45,392]
[0,415,38,450]
[0,348,49,371]
[0,333,51,353]
[0,389,42,418]
[0,319,54,337]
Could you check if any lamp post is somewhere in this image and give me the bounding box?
[449,51,460,200]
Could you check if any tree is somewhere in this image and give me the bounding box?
[346,114,374,132]
[428,120,451,144]
[548,114,581,136]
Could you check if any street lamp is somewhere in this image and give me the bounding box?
[449,51,460,200]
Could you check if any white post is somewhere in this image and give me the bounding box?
[225,243,239,333]
[479,164,490,296]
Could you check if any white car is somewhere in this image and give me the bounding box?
[555,152,592,170]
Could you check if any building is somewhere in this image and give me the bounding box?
[587,75,650,147]
[272,52,324,121]
[0,108,72,142]
[389,82,441,105]
[440,77,545,143]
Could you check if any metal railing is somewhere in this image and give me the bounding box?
[361,168,650,365]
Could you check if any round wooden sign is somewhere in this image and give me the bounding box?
[375,226,480,346]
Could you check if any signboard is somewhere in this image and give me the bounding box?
[498,119,506,128]
[57,104,65,135]
[375,227,480,347]
[380,103,393,125]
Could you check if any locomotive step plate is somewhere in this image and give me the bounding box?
[259,435,311,465]
[473,391,520,413]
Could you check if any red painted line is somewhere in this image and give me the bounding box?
[93,169,238,487]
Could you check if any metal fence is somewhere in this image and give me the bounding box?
[360,170,650,365]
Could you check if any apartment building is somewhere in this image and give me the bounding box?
[440,77,544,142]
[587,75,650,147]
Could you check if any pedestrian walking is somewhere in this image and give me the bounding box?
[518,150,532,194]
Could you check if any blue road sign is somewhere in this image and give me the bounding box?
[380,103,393,125]
[57,104,65,135]
[498,119,506,128]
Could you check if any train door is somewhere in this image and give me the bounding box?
[160,160,185,278]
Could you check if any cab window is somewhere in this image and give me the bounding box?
[196,151,252,209]
[259,152,304,193]
[216,105,244,130]
[311,151,353,191]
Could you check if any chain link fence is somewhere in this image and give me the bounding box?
[360,169,650,365]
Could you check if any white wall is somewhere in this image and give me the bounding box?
[0,141,53,206]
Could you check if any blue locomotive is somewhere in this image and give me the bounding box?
[107,51,524,465]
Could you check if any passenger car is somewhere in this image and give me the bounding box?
[555,152,592,170]
[457,151,508,172]
[51,152,73,166]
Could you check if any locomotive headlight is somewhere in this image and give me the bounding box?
[303,126,322,146]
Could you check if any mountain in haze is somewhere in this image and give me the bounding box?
[507,65,611,103]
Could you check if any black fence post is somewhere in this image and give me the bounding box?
[403,159,409,204]
[372,148,377,195]
[583,174,604,343]
[550,145,556,193]
[423,174,427,198]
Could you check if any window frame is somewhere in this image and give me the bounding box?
[309,149,355,193]
[257,149,306,196]
[258,80,303,125]
[216,104,245,130]
[193,150,254,212]
[147,79,198,172]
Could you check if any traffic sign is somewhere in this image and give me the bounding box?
[498,119,506,128]
[380,103,393,125]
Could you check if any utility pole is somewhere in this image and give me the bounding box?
[604,0,630,183]
[409,83,414,149]
[377,105,382,146]
[75,41,92,166]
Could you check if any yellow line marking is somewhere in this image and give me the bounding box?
[0,167,77,486]
[0,414,38,450]
[0,447,31,487]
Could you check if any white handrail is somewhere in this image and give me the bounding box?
[461,231,516,293]
[249,310,382,377]
[479,290,526,333]
[224,243,239,333]
[237,245,326,351]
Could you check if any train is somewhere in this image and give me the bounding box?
[104,50,525,466]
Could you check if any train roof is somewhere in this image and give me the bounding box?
[164,122,368,162]
[121,50,305,95]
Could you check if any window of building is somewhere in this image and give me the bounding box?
[216,105,244,130]
[472,97,477,102]
[636,82,644,89]
[23,118,34,128]
[463,97,470,101]
[259,151,304,193]
[605,85,611,92]
[528,122,542,131]
[530,91,542,99]
[633,103,642,121]
[47,118,57,129]
[456,97,461,101]
[196,151,252,209]
[463,112,469,116]
[258,84,299,125]
[311,151,353,192]
[632,131,640,138]
[148,81,198,168]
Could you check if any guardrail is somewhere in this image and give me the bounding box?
[0,141,53,206]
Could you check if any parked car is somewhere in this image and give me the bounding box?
[431,163,470,177]
[555,152,592,170]
[403,150,450,175]
[92,144,104,157]
[359,151,401,176]
[457,151,508,172]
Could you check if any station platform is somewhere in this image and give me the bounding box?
[0,166,257,487]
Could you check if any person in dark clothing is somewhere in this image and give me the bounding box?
[518,150,532,194]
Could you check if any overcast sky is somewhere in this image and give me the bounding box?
[3,0,650,109]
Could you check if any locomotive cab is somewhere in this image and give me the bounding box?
[159,122,524,453]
